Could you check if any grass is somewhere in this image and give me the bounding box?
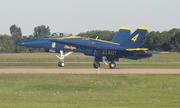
[0,52,180,68]
[0,74,180,108]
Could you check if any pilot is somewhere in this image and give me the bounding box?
[57,33,60,37]
[60,33,64,37]
[52,33,56,36]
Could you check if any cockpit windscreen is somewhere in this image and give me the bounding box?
[47,32,72,38]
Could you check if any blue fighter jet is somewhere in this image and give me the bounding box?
[18,26,167,69]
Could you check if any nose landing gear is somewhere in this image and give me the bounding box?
[56,50,73,67]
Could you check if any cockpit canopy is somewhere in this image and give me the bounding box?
[46,32,72,38]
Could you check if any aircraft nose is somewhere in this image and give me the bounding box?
[18,42,25,46]
[18,39,51,48]
[18,39,37,47]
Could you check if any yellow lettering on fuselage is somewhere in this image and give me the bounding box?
[102,50,117,55]
[64,45,76,50]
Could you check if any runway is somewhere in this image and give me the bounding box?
[0,68,180,74]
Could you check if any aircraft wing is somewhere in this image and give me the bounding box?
[49,39,97,48]
[96,46,126,50]
[96,47,149,51]
[49,39,169,55]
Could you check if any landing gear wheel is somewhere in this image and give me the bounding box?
[93,62,100,69]
[58,62,65,67]
[109,62,116,69]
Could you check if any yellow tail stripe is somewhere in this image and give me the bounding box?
[120,26,131,30]
[138,26,148,30]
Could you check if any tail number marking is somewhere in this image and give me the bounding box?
[131,34,139,42]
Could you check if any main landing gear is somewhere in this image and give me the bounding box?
[93,56,116,69]
[56,50,73,67]
[93,61,100,69]
[109,62,116,69]
[55,52,116,69]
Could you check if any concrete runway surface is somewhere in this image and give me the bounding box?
[0,68,180,74]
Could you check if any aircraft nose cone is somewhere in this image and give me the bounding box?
[18,42,25,46]
[18,39,36,47]
[18,39,50,48]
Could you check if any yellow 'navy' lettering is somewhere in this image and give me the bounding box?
[52,42,56,48]
[131,34,139,42]
[64,45,76,50]
[102,50,117,55]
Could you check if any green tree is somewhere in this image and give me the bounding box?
[142,30,174,51]
[33,25,51,38]
[141,31,162,50]
[169,32,180,52]
[9,24,24,53]
[10,24,22,44]
[0,34,15,53]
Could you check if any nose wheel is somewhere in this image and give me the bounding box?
[58,61,65,67]
[56,50,73,67]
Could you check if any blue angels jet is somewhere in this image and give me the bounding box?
[18,26,167,69]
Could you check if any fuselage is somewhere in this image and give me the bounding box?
[18,36,152,61]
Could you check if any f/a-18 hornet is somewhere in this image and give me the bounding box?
[18,26,167,69]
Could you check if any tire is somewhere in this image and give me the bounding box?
[109,62,116,69]
[58,62,65,67]
[93,62,100,69]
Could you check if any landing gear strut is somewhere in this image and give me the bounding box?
[103,56,116,69]
[56,50,73,67]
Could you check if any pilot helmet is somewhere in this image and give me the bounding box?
[60,33,64,36]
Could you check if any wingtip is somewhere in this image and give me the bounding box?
[120,26,131,30]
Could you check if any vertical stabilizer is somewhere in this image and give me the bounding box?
[111,26,131,44]
[120,26,148,48]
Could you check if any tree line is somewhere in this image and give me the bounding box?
[0,24,180,53]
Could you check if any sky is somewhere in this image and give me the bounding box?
[0,0,180,36]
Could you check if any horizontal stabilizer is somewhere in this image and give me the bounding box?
[146,51,169,54]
